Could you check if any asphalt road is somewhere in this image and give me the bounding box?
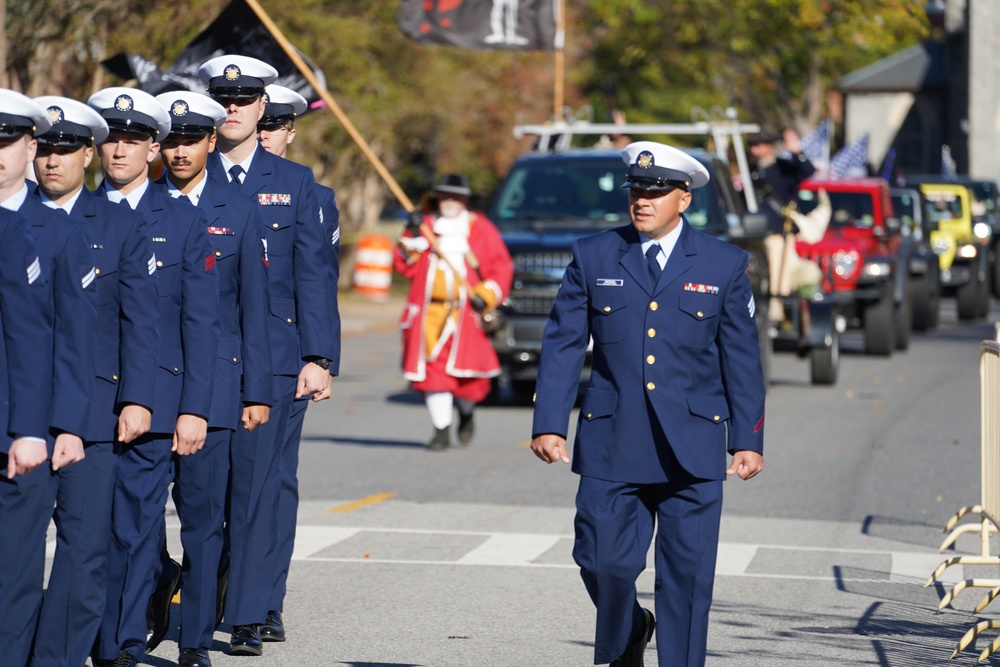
[117,294,1000,665]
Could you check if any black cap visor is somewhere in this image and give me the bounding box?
[0,113,36,140]
[37,120,94,148]
[208,75,266,100]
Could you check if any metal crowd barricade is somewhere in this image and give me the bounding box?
[925,341,1000,662]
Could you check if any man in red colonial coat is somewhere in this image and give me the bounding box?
[394,174,513,450]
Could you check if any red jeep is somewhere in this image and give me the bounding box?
[795,178,912,356]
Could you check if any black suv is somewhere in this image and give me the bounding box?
[486,147,769,396]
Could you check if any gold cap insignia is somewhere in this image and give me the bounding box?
[637,151,654,169]
[224,65,241,81]
[47,107,63,124]
[115,94,133,112]
[171,100,189,117]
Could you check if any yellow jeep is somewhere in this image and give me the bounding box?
[920,183,991,320]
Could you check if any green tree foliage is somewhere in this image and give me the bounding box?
[581,0,928,134]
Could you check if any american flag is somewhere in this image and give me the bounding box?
[800,118,831,172]
[941,144,957,180]
[830,133,869,179]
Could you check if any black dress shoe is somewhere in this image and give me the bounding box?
[102,650,137,667]
[457,411,474,444]
[610,608,655,667]
[229,624,263,656]
[258,609,286,642]
[146,558,182,653]
[427,426,449,450]
[179,647,213,667]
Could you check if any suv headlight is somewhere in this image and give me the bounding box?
[974,222,992,239]
[862,261,892,277]
[832,249,860,279]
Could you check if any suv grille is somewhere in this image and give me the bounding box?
[509,294,556,315]
[514,252,574,274]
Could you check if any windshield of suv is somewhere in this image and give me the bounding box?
[797,189,876,228]
[922,190,964,224]
[491,157,713,232]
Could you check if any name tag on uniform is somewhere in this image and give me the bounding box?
[208,226,234,235]
[258,193,291,206]
[596,278,623,287]
[152,237,167,243]
[684,282,719,294]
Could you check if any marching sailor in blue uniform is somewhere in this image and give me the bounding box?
[530,141,766,667]
[29,95,161,667]
[87,87,220,667]
[143,89,273,667]
[0,90,95,667]
[257,82,342,639]
[197,55,338,655]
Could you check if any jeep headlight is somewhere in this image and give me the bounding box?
[832,249,860,279]
[958,243,979,259]
[975,222,992,239]
[862,261,892,277]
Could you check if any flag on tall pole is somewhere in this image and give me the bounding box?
[829,134,870,180]
[799,118,831,174]
[100,0,326,107]
[398,0,560,51]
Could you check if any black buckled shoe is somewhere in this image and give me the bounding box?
[178,647,213,667]
[258,609,286,642]
[427,426,449,450]
[610,608,655,667]
[457,411,474,445]
[228,624,263,656]
[146,558,182,653]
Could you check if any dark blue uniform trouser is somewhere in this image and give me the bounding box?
[269,395,309,612]
[225,374,295,626]
[0,456,55,667]
[173,427,231,649]
[31,441,116,667]
[96,433,174,661]
[573,475,723,667]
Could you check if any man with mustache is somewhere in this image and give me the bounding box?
[143,89,272,667]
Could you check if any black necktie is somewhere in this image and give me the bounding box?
[646,244,662,282]
[229,165,244,188]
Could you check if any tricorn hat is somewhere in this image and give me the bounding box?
[433,173,472,196]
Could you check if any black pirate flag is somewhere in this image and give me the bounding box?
[101,0,326,108]
[398,0,560,51]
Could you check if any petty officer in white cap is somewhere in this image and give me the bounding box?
[141,89,273,667]
[86,86,220,667]
[530,140,765,667]
[0,89,61,667]
[197,54,338,656]
[28,94,160,667]
[256,82,342,643]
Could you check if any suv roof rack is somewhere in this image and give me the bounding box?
[513,120,762,212]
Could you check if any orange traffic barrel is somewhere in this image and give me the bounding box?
[353,234,394,301]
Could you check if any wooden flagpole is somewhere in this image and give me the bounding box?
[242,0,416,212]
[553,0,565,121]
